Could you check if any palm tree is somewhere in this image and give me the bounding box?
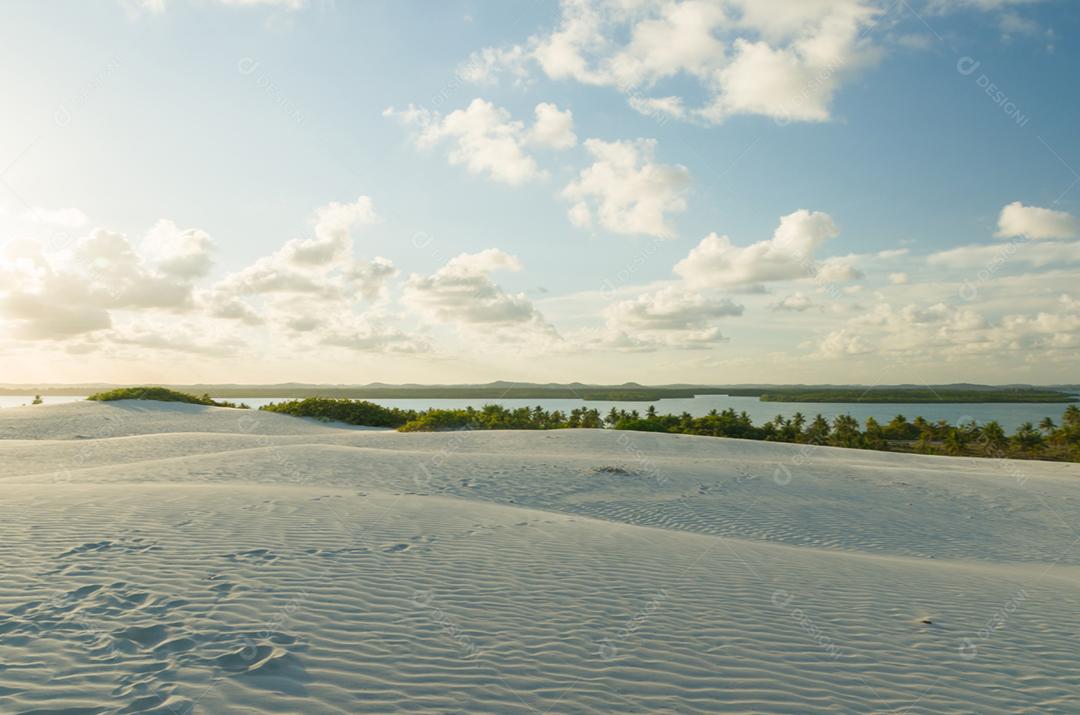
[943,429,966,456]
[915,428,936,454]
[885,414,916,441]
[830,414,862,449]
[979,421,1008,454]
[1039,417,1056,435]
[1011,422,1044,454]
[805,415,831,445]
[864,417,886,450]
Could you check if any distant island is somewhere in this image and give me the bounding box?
[6,382,1078,404]
[756,388,1077,403]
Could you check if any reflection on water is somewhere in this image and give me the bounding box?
[3,393,1072,433]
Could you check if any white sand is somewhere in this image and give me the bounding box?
[2,401,1080,713]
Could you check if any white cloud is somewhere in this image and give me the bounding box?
[0,291,112,340]
[466,0,881,124]
[141,219,215,280]
[888,272,909,285]
[607,285,742,328]
[995,201,1078,240]
[925,0,1041,13]
[816,256,864,283]
[818,328,871,357]
[404,249,560,345]
[459,45,531,85]
[928,240,1080,269]
[802,296,1080,366]
[189,196,415,356]
[771,291,815,311]
[217,196,390,301]
[606,0,729,87]
[562,138,690,238]
[317,313,430,354]
[386,99,575,186]
[528,102,577,149]
[0,224,212,340]
[674,209,840,287]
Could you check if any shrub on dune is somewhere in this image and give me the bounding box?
[260,397,416,428]
[87,387,246,408]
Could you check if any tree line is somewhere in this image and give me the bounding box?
[260,398,1080,462]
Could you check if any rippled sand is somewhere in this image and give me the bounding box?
[2,400,1079,713]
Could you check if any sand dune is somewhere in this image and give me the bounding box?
[2,401,1080,713]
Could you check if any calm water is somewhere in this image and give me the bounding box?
[3,394,1074,432]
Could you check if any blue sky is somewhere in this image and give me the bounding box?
[1,0,1078,385]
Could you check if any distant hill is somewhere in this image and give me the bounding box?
[2,382,1076,403]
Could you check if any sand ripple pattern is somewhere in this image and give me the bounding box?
[1,402,1079,713]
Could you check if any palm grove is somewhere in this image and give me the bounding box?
[259,397,1080,463]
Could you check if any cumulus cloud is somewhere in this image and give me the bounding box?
[818,328,871,357]
[141,219,215,280]
[528,102,577,149]
[606,285,742,331]
[674,209,840,287]
[926,205,1080,272]
[0,195,429,361]
[771,291,815,311]
[0,224,212,340]
[570,283,745,352]
[807,298,1049,364]
[995,201,1078,240]
[462,0,881,124]
[385,99,575,185]
[317,312,431,354]
[562,138,690,238]
[0,291,112,340]
[816,257,864,284]
[404,249,560,345]
[216,196,391,302]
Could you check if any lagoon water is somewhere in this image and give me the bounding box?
[3,393,1074,432]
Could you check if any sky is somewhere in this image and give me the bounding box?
[0,0,1078,386]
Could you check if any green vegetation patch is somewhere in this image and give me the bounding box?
[259,397,1080,462]
[398,405,604,431]
[758,389,1077,403]
[87,387,246,408]
[260,397,417,428]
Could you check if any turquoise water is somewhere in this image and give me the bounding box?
[4,394,1073,432]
